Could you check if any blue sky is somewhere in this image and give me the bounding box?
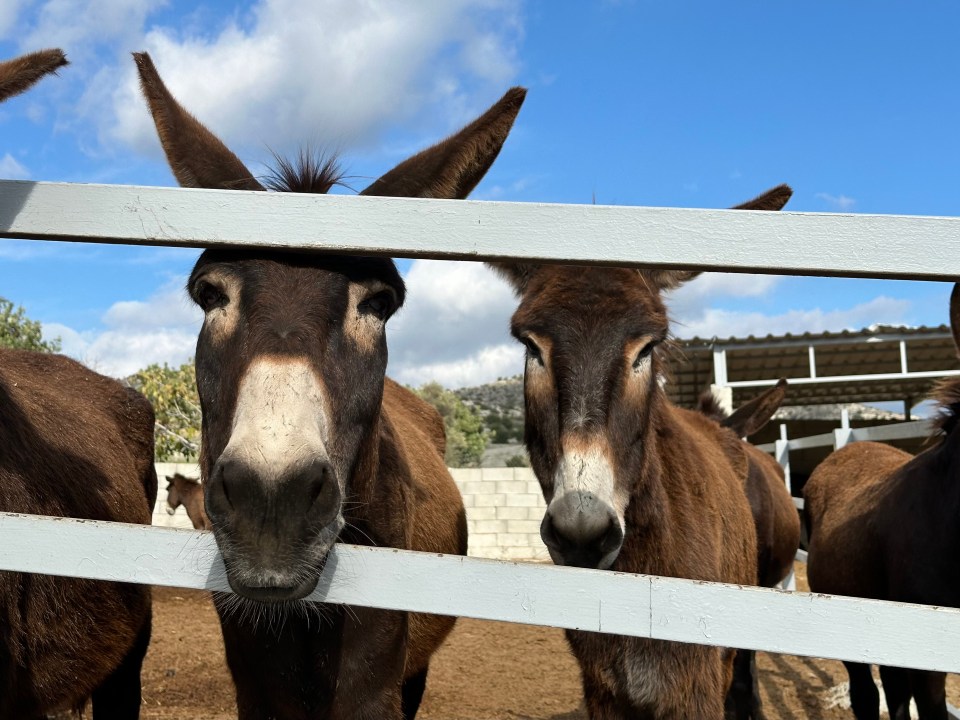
[1,1,958,385]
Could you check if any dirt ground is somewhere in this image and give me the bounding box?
[140,564,959,719]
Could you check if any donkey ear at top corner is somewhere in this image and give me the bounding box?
[732,184,793,212]
[132,51,263,192]
[0,48,68,104]
[644,269,702,291]
[949,283,960,356]
[362,86,527,200]
[486,261,539,294]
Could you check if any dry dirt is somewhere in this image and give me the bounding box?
[139,564,958,719]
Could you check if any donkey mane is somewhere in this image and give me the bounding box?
[264,149,346,195]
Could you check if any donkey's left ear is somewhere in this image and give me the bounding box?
[949,283,960,358]
[362,87,526,199]
[732,184,793,211]
[0,49,67,104]
[487,262,539,295]
[644,269,701,291]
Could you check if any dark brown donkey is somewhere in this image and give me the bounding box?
[698,379,801,719]
[134,52,524,719]
[165,473,211,530]
[804,283,960,720]
[489,184,792,719]
[0,49,156,720]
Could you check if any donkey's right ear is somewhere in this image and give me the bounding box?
[732,184,793,212]
[950,283,960,358]
[133,52,263,191]
[0,49,68,104]
[487,262,539,295]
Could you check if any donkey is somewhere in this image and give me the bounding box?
[134,51,524,719]
[804,283,960,720]
[0,49,156,720]
[698,379,801,719]
[165,473,211,530]
[489,183,792,719]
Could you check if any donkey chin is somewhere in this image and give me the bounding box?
[216,516,345,603]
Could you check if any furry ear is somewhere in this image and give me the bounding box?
[133,52,264,191]
[732,184,793,211]
[643,269,701,291]
[487,262,540,294]
[0,49,67,104]
[362,87,526,199]
[724,378,788,438]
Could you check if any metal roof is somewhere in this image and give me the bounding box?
[665,325,960,408]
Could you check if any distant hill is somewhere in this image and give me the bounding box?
[454,375,524,444]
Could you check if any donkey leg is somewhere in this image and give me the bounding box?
[909,669,947,720]
[844,662,880,720]
[91,607,152,719]
[878,665,911,720]
[400,667,429,720]
[724,649,764,719]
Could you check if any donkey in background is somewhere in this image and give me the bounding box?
[805,283,960,720]
[489,183,792,719]
[1,49,157,720]
[134,51,524,719]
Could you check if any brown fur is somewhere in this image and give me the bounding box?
[491,185,791,719]
[0,349,157,718]
[697,381,800,719]
[0,48,67,103]
[134,51,522,719]
[804,282,960,720]
[165,473,211,531]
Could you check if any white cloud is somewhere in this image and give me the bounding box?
[816,192,856,211]
[666,272,781,321]
[387,259,523,388]
[44,277,200,377]
[0,0,25,39]
[0,153,29,179]
[19,0,168,57]
[64,0,523,163]
[671,296,912,340]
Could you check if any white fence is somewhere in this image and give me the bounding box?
[4,180,960,674]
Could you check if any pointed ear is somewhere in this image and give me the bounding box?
[724,378,788,437]
[732,184,793,211]
[0,49,68,104]
[487,262,539,294]
[644,269,701,291]
[133,52,263,191]
[950,284,960,358]
[362,87,526,199]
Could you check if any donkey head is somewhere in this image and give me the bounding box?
[0,49,67,104]
[135,52,525,601]
[490,185,792,569]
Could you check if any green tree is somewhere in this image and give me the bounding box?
[128,360,201,462]
[0,297,60,352]
[413,381,491,468]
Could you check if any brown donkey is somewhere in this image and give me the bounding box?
[134,52,524,719]
[804,283,960,720]
[0,50,156,720]
[489,184,791,719]
[698,379,801,719]
[165,473,211,530]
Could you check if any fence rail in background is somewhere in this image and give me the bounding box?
[3,179,960,678]
[3,511,960,674]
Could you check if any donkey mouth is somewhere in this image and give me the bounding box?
[226,573,321,603]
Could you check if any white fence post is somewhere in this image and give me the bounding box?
[774,423,791,493]
[833,407,853,449]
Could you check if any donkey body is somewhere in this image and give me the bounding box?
[699,380,801,719]
[804,285,960,720]
[134,52,524,719]
[0,50,156,720]
[490,184,792,719]
[165,473,211,530]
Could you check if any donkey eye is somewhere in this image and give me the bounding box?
[632,341,657,370]
[358,291,395,321]
[522,337,544,367]
[195,280,227,312]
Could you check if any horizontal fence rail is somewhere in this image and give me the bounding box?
[1,512,960,673]
[3,181,960,279]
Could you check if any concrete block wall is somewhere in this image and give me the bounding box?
[151,464,550,561]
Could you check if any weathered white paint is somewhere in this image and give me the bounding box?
[3,181,960,279]
[1,512,959,672]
